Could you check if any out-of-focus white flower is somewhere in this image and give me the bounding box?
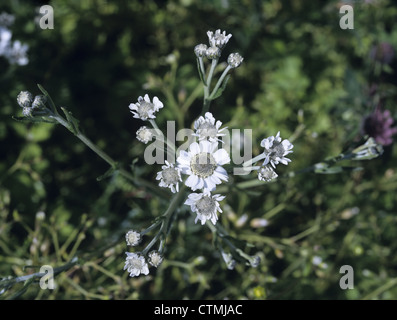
[125,230,142,246]
[185,191,225,225]
[0,27,11,55]
[136,126,153,144]
[177,140,230,192]
[207,29,232,49]
[260,131,293,168]
[148,251,163,268]
[7,40,29,66]
[227,53,244,68]
[124,252,149,277]
[129,94,163,121]
[0,12,15,27]
[156,160,182,193]
[193,112,227,143]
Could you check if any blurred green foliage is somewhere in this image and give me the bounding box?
[1,0,397,299]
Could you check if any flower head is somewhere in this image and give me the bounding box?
[32,95,47,109]
[148,251,163,268]
[193,112,227,143]
[257,165,278,182]
[260,132,293,168]
[227,53,244,68]
[136,126,154,144]
[0,27,12,55]
[184,191,225,225]
[17,91,33,108]
[129,94,163,121]
[194,44,208,58]
[156,160,182,193]
[6,40,29,66]
[207,29,232,49]
[0,12,15,27]
[125,230,142,246]
[362,106,397,146]
[205,46,221,59]
[124,252,149,277]
[177,140,230,192]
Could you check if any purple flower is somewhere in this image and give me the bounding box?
[362,106,397,146]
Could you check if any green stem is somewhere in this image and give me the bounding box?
[208,65,231,100]
[201,58,218,115]
[142,184,187,255]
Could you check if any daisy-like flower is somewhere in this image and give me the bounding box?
[156,160,182,193]
[125,230,142,246]
[128,94,163,121]
[257,165,278,182]
[192,112,227,143]
[124,252,149,277]
[148,250,163,268]
[136,126,153,144]
[260,132,293,168]
[177,140,230,192]
[207,29,232,49]
[184,191,225,225]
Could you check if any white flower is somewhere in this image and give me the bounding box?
[257,165,278,182]
[156,160,182,193]
[6,40,29,66]
[136,126,153,144]
[129,94,163,121]
[0,12,15,27]
[177,140,230,192]
[17,91,33,108]
[124,252,149,277]
[125,230,141,246]
[0,27,12,55]
[193,112,227,143]
[205,46,221,59]
[148,251,163,268]
[207,29,232,49]
[227,53,244,68]
[184,191,225,225]
[31,95,46,109]
[260,131,293,168]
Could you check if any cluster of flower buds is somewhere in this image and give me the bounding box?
[194,29,243,69]
[16,91,47,117]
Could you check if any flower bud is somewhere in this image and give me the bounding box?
[17,91,33,108]
[227,53,244,68]
[194,44,208,58]
[205,46,221,59]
